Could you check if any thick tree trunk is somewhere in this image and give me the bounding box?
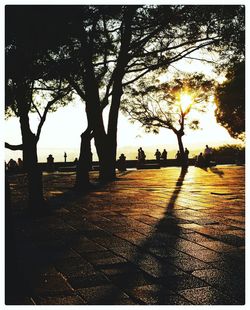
[80,40,112,183]
[176,132,186,166]
[75,129,92,190]
[105,9,134,181]
[24,134,44,210]
[106,85,123,181]
[20,114,44,210]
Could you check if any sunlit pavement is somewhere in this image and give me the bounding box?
[8,165,245,305]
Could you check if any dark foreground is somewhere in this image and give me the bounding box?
[6,165,245,305]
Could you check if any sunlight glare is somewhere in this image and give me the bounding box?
[179,93,193,113]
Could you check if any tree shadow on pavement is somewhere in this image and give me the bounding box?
[94,167,194,305]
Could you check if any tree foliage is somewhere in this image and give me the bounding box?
[122,73,214,135]
[5,5,245,182]
[214,61,245,140]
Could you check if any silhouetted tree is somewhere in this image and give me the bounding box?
[5,6,73,210]
[122,74,214,163]
[215,61,245,140]
[57,5,244,183]
[6,5,245,189]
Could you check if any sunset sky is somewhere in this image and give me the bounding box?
[4,22,244,163]
[5,96,242,163]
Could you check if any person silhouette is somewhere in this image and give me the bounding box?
[137,147,146,164]
[161,149,167,162]
[117,153,126,172]
[196,152,205,167]
[175,151,181,161]
[184,147,189,166]
[154,149,161,163]
[7,159,18,172]
[204,145,212,165]
[17,158,23,171]
[47,154,55,172]
[140,148,146,163]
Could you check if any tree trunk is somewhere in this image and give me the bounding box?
[20,113,44,210]
[105,9,134,181]
[106,85,123,181]
[24,134,44,210]
[75,129,92,190]
[176,132,185,166]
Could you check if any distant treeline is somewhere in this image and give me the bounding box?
[213,144,245,157]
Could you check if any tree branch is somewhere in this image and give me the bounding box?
[5,142,23,150]
[36,86,71,141]
[31,101,42,119]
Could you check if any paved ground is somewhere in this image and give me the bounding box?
[6,165,245,305]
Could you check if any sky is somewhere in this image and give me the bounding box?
[3,7,245,163]
[5,94,242,163]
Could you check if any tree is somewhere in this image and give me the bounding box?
[5,76,72,210]
[6,5,245,190]
[5,6,73,210]
[56,5,244,183]
[122,74,214,163]
[214,61,245,140]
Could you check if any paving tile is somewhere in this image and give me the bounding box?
[100,262,140,276]
[55,257,96,277]
[35,295,86,305]
[77,284,133,304]
[168,256,213,272]
[192,268,245,303]
[198,241,237,252]
[185,249,222,263]
[157,273,208,291]
[30,274,73,297]
[178,286,240,305]
[127,284,173,304]
[107,271,155,288]
[83,250,128,267]
[7,166,245,305]
[67,273,110,289]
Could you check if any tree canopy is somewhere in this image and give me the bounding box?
[214,61,245,140]
[5,4,245,184]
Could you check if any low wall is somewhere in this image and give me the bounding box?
[6,156,244,175]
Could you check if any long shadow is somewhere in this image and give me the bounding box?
[90,167,189,305]
[130,167,189,304]
[7,168,189,304]
[209,166,224,178]
[197,166,224,178]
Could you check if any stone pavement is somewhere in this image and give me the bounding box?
[7,165,245,305]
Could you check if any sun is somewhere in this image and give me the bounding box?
[179,93,193,113]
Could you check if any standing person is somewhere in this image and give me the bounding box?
[184,147,189,166]
[204,145,212,165]
[137,147,146,164]
[161,149,168,162]
[17,158,23,171]
[141,148,146,164]
[137,148,142,163]
[175,151,181,166]
[47,154,55,172]
[7,159,18,172]
[64,152,67,163]
[154,149,161,163]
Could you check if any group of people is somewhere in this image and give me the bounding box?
[154,149,168,163]
[137,147,147,164]
[195,145,214,167]
[5,158,23,173]
[175,147,189,166]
